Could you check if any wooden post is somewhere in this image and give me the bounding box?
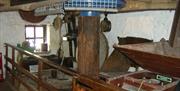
[12,48,15,85]
[38,61,43,91]
[169,0,180,47]
[5,45,8,79]
[77,16,100,79]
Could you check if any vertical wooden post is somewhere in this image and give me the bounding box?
[169,0,180,47]
[5,45,8,79]
[78,16,100,79]
[12,48,15,85]
[38,61,43,91]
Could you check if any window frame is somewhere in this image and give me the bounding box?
[25,25,47,49]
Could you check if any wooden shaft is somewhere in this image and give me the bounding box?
[77,16,100,79]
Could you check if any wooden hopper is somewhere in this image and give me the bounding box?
[114,41,180,78]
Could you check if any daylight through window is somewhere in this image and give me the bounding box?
[25,25,46,51]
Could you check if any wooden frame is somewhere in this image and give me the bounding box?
[25,25,47,49]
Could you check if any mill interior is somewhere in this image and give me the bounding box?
[0,0,180,91]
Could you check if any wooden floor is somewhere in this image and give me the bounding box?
[0,81,13,91]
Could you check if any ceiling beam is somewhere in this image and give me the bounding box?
[119,0,177,12]
[0,0,177,12]
[0,0,67,12]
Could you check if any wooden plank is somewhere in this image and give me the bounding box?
[77,16,100,79]
[169,0,180,47]
[119,0,177,12]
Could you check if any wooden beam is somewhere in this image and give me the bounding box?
[78,16,100,79]
[169,0,180,47]
[119,0,177,12]
[0,0,177,12]
[0,0,67,12]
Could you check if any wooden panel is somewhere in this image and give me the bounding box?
[78,16,100,79]
[169,0,180,47]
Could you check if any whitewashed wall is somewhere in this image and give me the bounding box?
[0,11,72,55]
[103,10,175,54]
[0,11,68,77]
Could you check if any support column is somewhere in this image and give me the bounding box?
[77,16,100,79]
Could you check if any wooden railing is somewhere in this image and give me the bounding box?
[4,43,124,91]
[4,43,78,91]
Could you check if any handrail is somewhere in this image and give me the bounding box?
[4,43,78,76]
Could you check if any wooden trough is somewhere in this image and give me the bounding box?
[114,41,180,78]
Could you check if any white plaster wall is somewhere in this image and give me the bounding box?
[0,11,67,78]
[103,10,175,55]
[0,11,70,55]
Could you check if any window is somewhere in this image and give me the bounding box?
[25,25,46,51]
